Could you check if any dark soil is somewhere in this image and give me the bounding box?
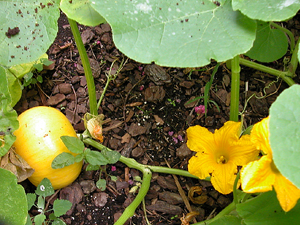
[15,11,300,225]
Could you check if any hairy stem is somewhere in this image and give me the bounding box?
[68,18,98,116]
[114,167,152,225]
[230,56,240,122]
[239,58,295,86]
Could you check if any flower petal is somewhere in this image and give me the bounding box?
[188,151,214,179]
[251,117,272,156]
[211,161,238,195]
[241,156,275,193]
[274,173,300,212]
[229,134,259,165]
[187,125,215,153]
[214,121,241,148]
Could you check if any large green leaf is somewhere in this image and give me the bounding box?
[298,45,300,64]
[0,168,27,225]
[237,190,300,224]
[209,215,241,225]
[0,0,60,67]
[60,0,106,26]
[232,0,300,22]
[0,69,19,157]
[269,84,300,189]
[246,21,288,62]
[91,0,256,67]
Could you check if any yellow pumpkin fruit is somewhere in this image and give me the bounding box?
[13,106,83,189]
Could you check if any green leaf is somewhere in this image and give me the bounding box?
[24,72,34,83]
[53,199,72,217]
[36,75,43,83]
[60,0,106,26]
[0,168,27,225]
[85,150,109,166]
[26,193,36,210]
[96,178,106,191]
[91,0,256,67]
[33,214,46,225]
[61,136,85,154]
[26,214,33,225]
[75,153,84,163]
[0,0,60,67]
[101,148,121,164]
[110,175,117,182]
[40,58,54,66]
[237,190,300,224]
[298,45,300,64]
[245,21,288,62]
[35,178,55,197]
[269,84,300,189]
[37,195,45,211]
[52,152,75,169]
[33,63,43,72]
[86,164,100,171]
[232,0,300,22]
[0,69,19,157]
[5,69,23,107]
[52,218,67,225]
[248,22,288,62]
[209,215,241,225]
[49,213,57,221]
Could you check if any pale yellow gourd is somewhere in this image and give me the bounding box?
[13,106,83,189]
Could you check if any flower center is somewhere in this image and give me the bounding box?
[217,155,227,164]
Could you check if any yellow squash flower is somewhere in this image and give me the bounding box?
[187,121,258,195]
[241,117,300,212]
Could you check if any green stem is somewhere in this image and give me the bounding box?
[68,18,98,116]
[239,58,296,86]
[230,56,240,122]
[191,201,236,225]
[97,77,112,109]
[83,138,204,179]
[270,22,295,51]
[115,167,152,225]
[149,165,201,179]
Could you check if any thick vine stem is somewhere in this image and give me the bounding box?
[230,56,240,122]
[239,58,296,86]
[68,18,98,116]
[114,167,152,225]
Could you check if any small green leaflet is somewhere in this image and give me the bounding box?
[35,178,54,197]
[60,136,85,154]
[96,179,106,191]
[52,152,76,169]
[53,199,72,217]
